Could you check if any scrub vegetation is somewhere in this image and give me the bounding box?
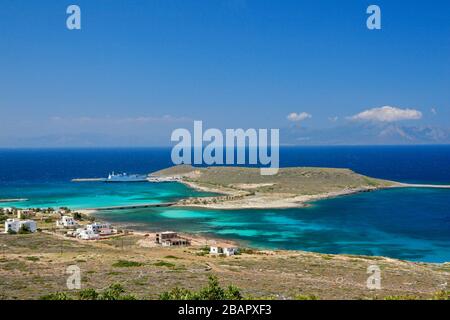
[0,232,448,300]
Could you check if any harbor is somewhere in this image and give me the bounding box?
[71,172,181,183]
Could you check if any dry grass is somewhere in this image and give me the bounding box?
[0,232,448,300]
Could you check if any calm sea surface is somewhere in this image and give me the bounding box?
[0,146,449,262]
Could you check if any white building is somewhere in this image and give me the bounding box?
[86,222,111,234]
[223,246,239,256]
[155,231,178,244]
[210,245,239,256]
[1,207,13,214]
[77,229,99,240]
[98,228,113,236]
[154,231,190,246]
[56,216,77,228]
[161,237,189,247]
[65,230,78,238]
[210,246,221,254]
[58,208,69,215]
[17,209,35,219]
[4,219,37,233]
[4,219,20,233]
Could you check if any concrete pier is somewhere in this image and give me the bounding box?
[85,202,176,211]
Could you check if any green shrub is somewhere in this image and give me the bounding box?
[18,225,32,234]
[25,256,40,262]
[164,255,180,259]
[159,287,195,300]
[384,295,418,300]
[72,212,83,220]
[40,292,72,300]
[99,283,136,300]
[43,284,136,300]
[112,260,143,268]
[78,288,99,300]
[153,261,175,268]
[238,248,255,254]
[196,251,207,256]
[160,275,243,300]
[432,290,449,300]
[295,294,319,300]
[223,285,243,300]
[199,246,210,253]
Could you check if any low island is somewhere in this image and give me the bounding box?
[151,165,398,209]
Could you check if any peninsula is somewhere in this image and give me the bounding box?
[151,165,398,209]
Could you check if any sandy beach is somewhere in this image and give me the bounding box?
[175,181,383,209]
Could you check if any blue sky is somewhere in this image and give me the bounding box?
[0,0,449,146]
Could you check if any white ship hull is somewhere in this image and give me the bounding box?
[106,172,148,183]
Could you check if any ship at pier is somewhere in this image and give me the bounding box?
[106,172,148,182]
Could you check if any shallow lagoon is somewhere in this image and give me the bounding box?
[0,181,210,209]
[95,187,450,263]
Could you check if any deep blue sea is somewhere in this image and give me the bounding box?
[0,146,449,262]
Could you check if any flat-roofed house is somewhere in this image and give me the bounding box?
[156,231,190,246]
[210,246,221,254]
[210,245,239,256]
[155,231,178,244]
[161,237,190,247]
[99,228,113,236]
[56,216,77,228]
[78,229,100,240]
[86,222,111,234]
[17,209,35,219]
[222,246,239,256]
[4,219,20,233]
[4,219,37,233]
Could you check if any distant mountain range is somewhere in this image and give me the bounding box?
[282,123,450,145]
[2,123,450,147]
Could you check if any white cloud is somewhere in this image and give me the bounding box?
[349,106,422,122]
[431,108,437,115]
[328,116,339,122]
[287,112,312,122]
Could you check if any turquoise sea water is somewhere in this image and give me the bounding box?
[1,182,210,209]
[1,147,450,262]
[93,187,450,262]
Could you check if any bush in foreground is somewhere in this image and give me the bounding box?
[40,292,72,300]
[40,284,136,300]
[159,275,243,300]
